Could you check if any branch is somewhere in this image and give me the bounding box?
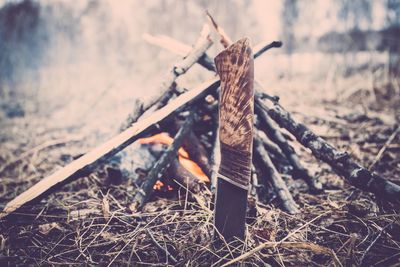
[254,137,299,214]
[0,77,220,218]
[121,24,213,130]
[255,101,323,193]
[258,99,400,203]
[143,33,282,73]
[130,112,195,211]
[157,22,400,203]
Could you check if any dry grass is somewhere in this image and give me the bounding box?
[0,73,399,266]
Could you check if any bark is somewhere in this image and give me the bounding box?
[258,99,400,203]
[255,101,323,193]
[253,137,299,214]
[166,158,206,194]
[182,131,212,178]
[130,112,195,211]
[0,77,220,218]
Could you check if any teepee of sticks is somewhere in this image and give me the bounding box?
[1,17,399,226]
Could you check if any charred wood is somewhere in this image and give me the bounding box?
[253,137,299,214]
[130,112,196,211]
[0,75,220,218]
[255,102,323,193]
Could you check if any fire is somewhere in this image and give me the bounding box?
[138,132,210,187]
[153,180,173,191]
[138,133,189,158]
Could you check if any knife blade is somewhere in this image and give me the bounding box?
[213,38,254,241]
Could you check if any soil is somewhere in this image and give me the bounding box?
[0,64,399,266]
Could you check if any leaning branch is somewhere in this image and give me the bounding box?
[152,31,400,203]
[0,77,220,218]
[258,99,400,202]
[130,112,195,211]
[255,102,322,193]
[254,136,299,214]
[121,23,213,130]
[143,33,282,73]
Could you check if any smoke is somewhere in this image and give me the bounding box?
[0,0,391,139]
[0,0,184,136]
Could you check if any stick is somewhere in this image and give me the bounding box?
[221,241,341,267]
[172,20,400,203]
[166,158,207,194]
[253,137,299,214]
[143,33,216,72]
[146,229,178,264]
[210,120,220,192]
[182,130,212,178]
[121,24,213,130]
[130,112,195,211]
[257,99,400,202]
[143,33,282,73]
[0,77,219,218]
[254,128,283,156]
[255,102,323,193]
[206,11,232,48]
[253,40,282,58]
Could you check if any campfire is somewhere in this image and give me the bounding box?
[138,132,209,191]
[1,14,399,264]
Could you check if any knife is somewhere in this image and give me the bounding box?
[213,38,254,241]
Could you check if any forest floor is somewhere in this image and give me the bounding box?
[0,68,399,266]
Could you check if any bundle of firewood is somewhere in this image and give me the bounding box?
[1,16,399,222]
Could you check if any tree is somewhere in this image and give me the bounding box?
[281,0,299,78]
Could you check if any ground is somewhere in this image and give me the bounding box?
[0,63,399,266]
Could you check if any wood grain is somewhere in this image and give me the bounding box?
[215,38,254,152]
[215,38,254,188]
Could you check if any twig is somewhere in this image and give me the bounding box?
[0,77,219,218]
[253,137,299,214]
[257,99,400,203]
[143,32,282,74]
[121,23,213,130]
[254,129,283,156]
[253,40,282,58]
[221,241,341,267]
[130,112,195,211]
[206,11,232,48]
[222,211,339,267]
[256,101,323,193]
[359,227,385,266]
[210,125,220,192]
[368,126,400,171]
[146,229,178,264]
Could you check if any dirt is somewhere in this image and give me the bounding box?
[1,64,400,266]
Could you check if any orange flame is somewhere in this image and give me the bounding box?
[138,132,210,184]
[153,180,173,191]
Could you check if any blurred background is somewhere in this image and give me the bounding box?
[0,0,399,143]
